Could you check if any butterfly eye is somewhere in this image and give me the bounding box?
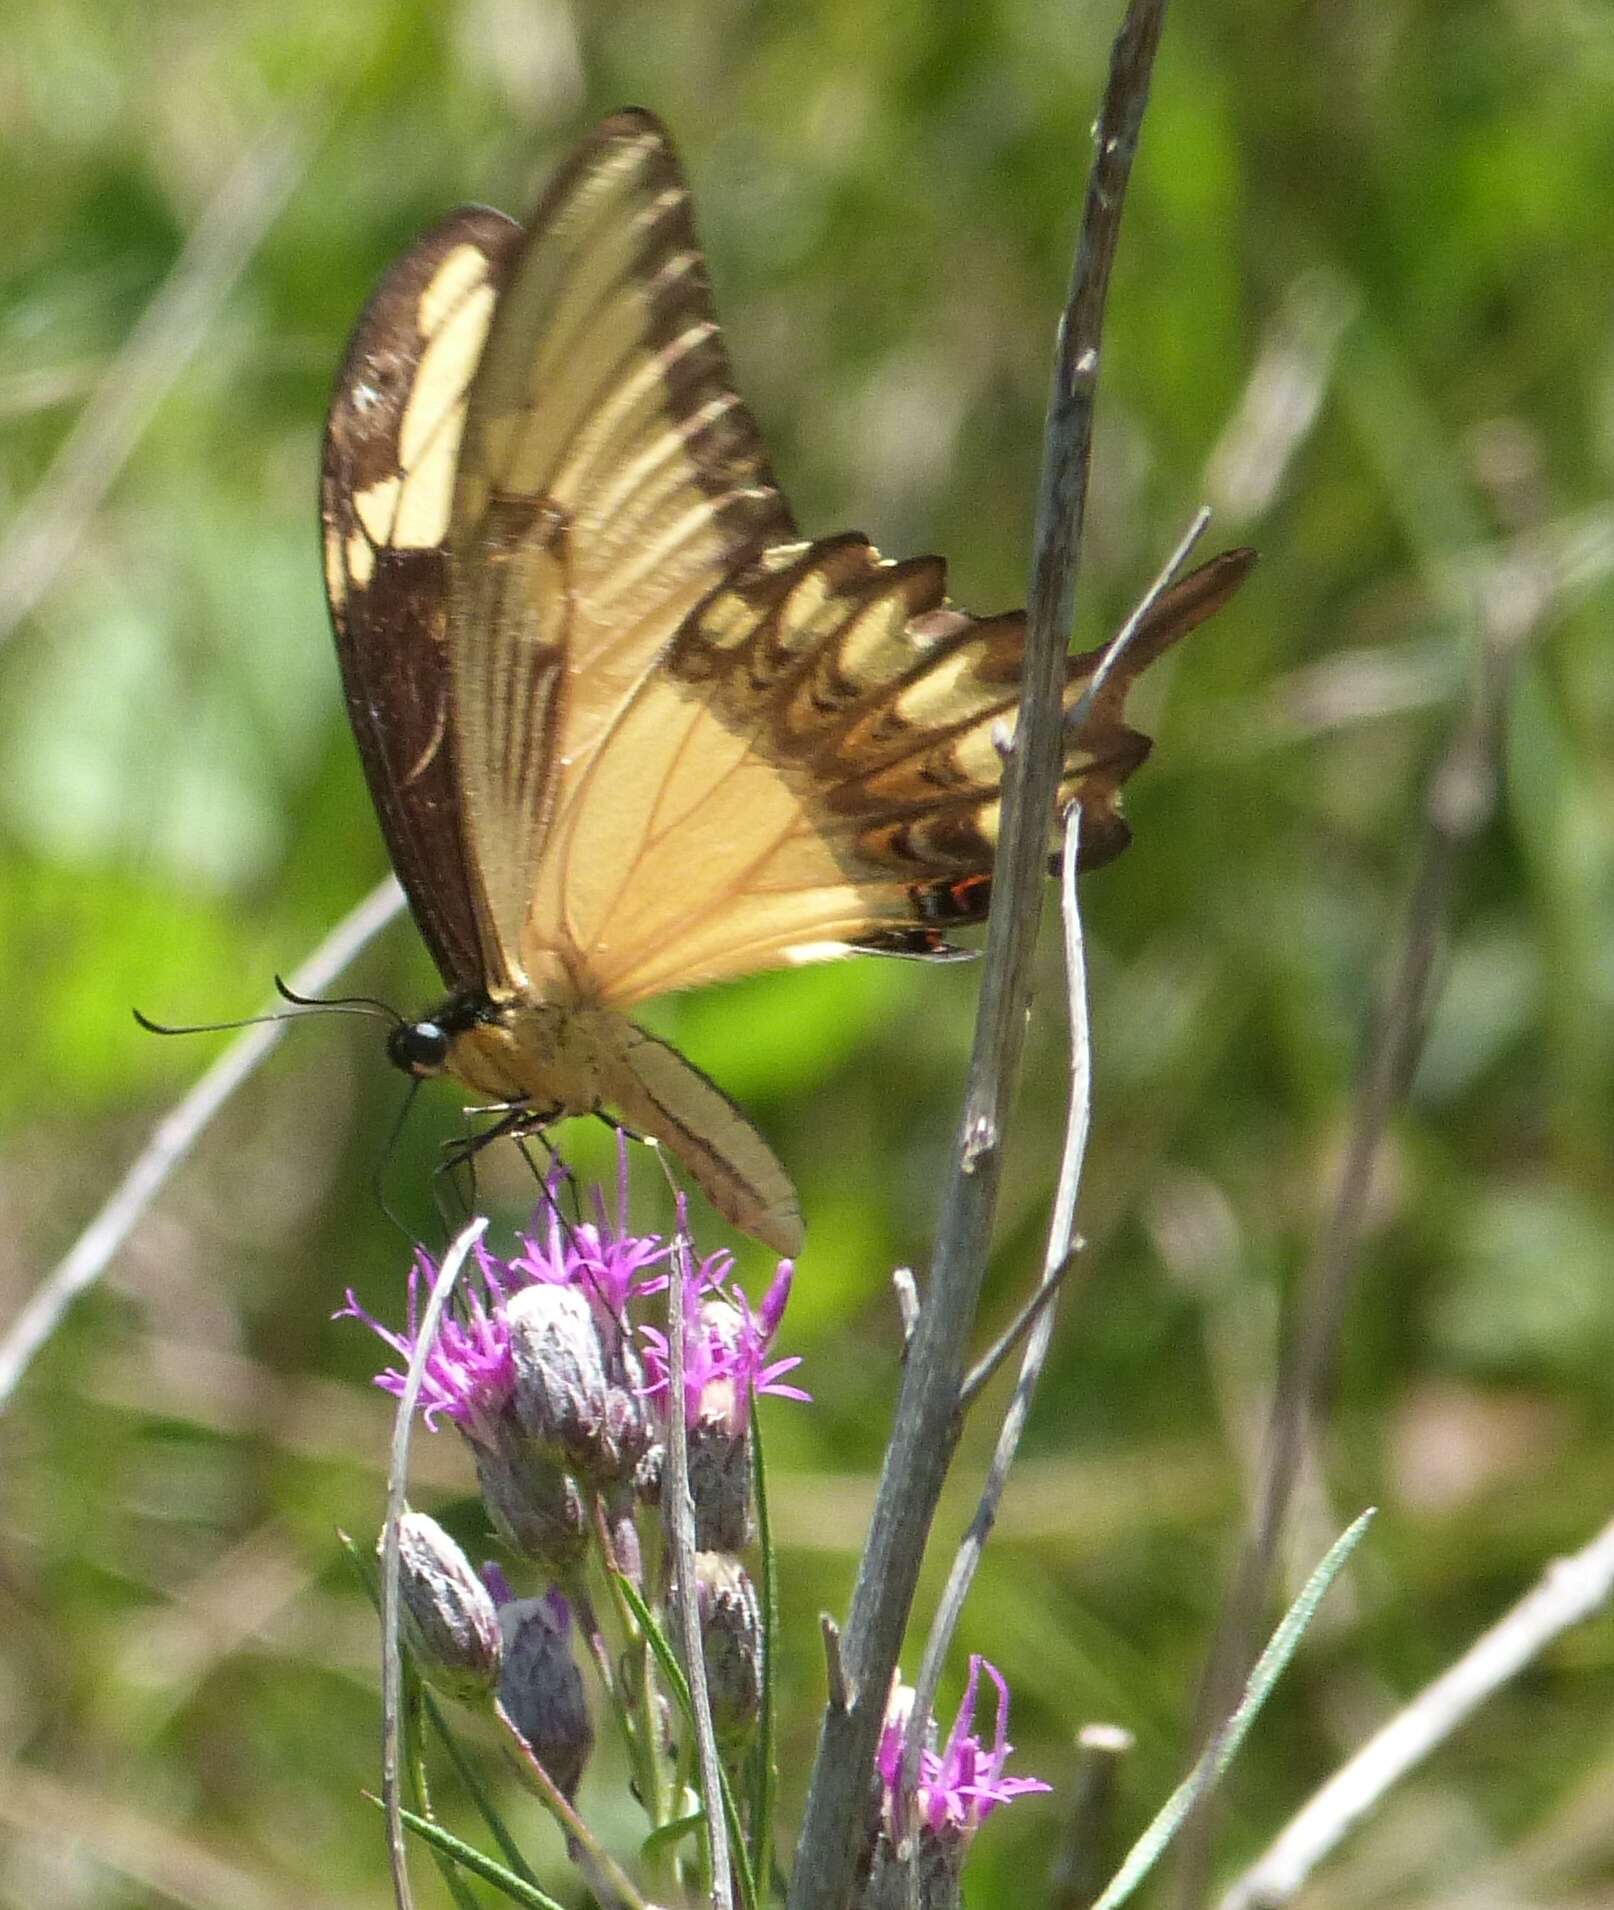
[388,1020,451,1078]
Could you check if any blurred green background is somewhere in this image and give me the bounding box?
[6,2,1614,1905]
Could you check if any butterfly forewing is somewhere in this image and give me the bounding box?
[321,205,523,989]
[444,110,798,999]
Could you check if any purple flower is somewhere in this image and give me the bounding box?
[876,1658,1050,1844]
[335,1249,518,1444]
[336,1142,676,1440]
[641,1255,809,1435]
[507,1145,671,1323]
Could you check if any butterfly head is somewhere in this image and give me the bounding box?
[387,1017,453,1079]
[386,989,500,1081]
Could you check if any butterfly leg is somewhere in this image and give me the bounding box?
[434,1101,556,1216]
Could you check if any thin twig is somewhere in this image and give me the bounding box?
[895,805,1093,1864]
[1064,506,1212,737]
[665,1215,734,1910]
[1176,577,1533,1905]
[0,118,313,646]
[1218,1506,1614,1909]
[494,1700,648,1910]
[1050,1725,1136,1910]
[960,503,1217,1422]
[0,876,406,1411]
[381,1217,488,1910]
[785,13,1170,1903]
[960,1247,1079,1410]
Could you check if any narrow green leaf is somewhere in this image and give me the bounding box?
[642,1806,706,1860]
[372,1794,567,1910]
[1089,1509,1377,1910]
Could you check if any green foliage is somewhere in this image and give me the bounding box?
[7,3,1614,1905]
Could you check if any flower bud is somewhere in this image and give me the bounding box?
[686,1416,754,1553]
[506,1283,650,1485]
[498,1590,593,1801]
[676,1553,762,1747]
[472,1418,588,1578]
[386,1512,501,1702]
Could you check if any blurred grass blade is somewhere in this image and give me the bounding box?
[376,1798,566,1910]
[1089,1509,1376,1910]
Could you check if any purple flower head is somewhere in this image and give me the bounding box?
[876,1658,1050,1845]
[335,1247,520,1446]
[337,1144,677,1442]
[507,1143,671,1326]
[641,1254,809,1434]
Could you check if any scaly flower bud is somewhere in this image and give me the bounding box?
[642,1258,808,1551]
[506,1283,650,1485]
[673,1553,762,1747]
[472,1418,588,1579]
[386,1512,502,1703]
[498,1590,593,1802]
[687,1411,754,1554]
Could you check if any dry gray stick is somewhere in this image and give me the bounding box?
[1218,1507,1614,1910]
[381,1216,488,1910]
[664,1218,734,1910]
[784,9,1170,1906]
[0,876,406,1411]
[0,118,312,646]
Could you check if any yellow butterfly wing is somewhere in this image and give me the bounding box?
[444,110,798,1003]
[441,109,1250,1021]
[325,110,1250,1253]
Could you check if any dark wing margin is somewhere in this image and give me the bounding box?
[888,546,1259,934]
[320,204,524,990]
[664,537,1256,965]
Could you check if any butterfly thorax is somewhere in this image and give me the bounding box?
[389,988,613,1122]
[386,985,805,1254]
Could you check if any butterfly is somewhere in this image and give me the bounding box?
[319,108,1251,1257]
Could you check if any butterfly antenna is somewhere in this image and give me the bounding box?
[133,1004,309,1038]
[274,975,403,1023]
